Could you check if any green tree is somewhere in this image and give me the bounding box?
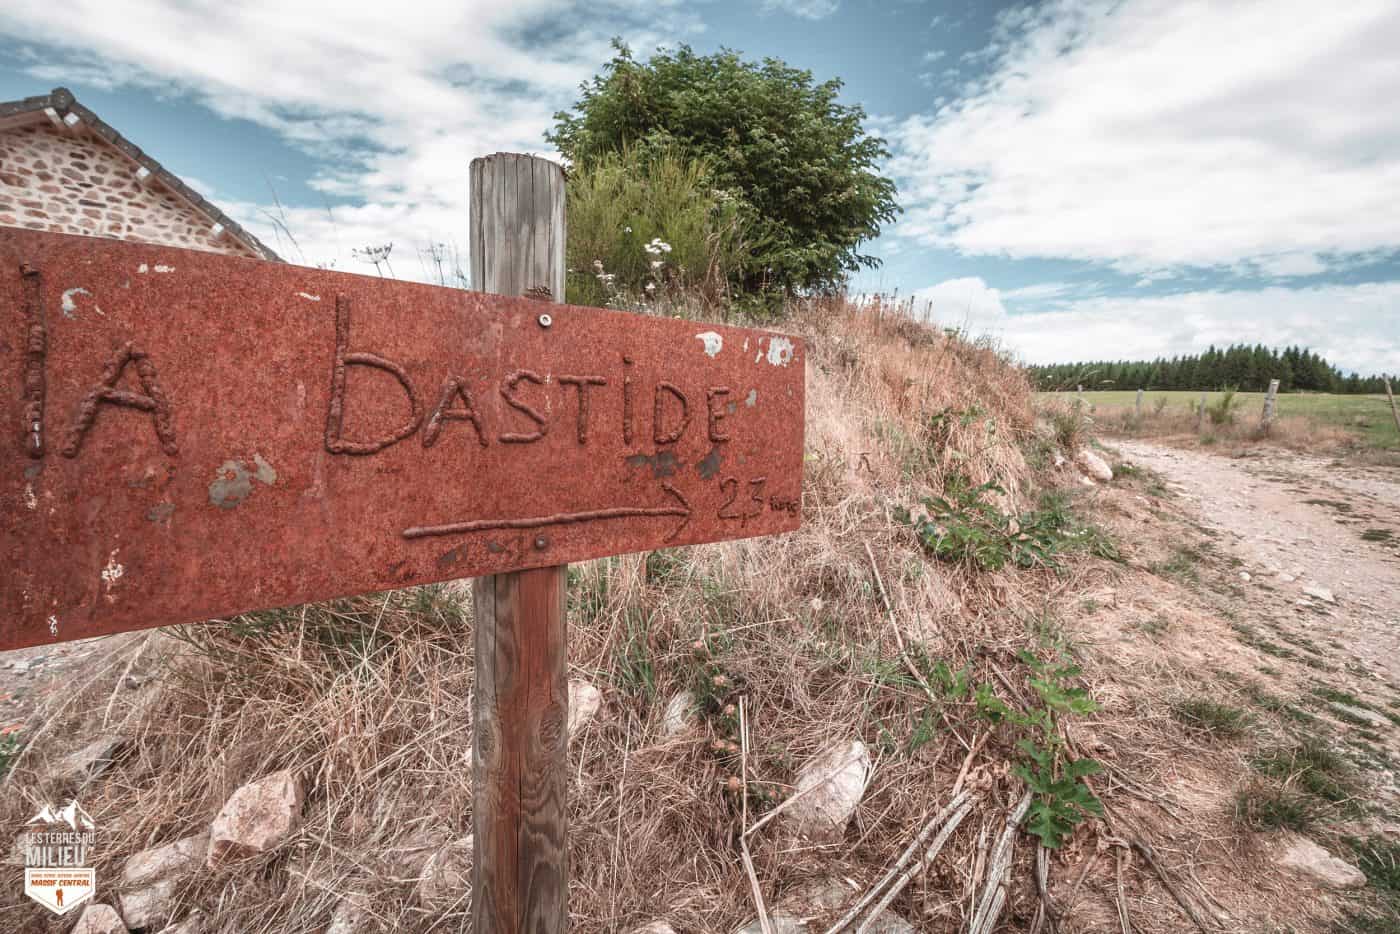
[548,42,900,296]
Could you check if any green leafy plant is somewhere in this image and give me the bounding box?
[900,478,1117,571]
[0,731,21,777]
[550,41,899,299]
[564,146,748,310]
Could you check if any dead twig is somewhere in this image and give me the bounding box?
[967,790,1033,934]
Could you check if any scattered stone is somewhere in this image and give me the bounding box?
[568,680,602,738]
[382,825,449,879]
[157,911,206,934]
[1278,573,1296,583]
[1076,448,1114,483]
[417,836,473,909]
[119,876,177,930]
[326,894,374,934]
[71,903,126,934]
[1331,704,1388,728]
[734,878,915,933]
[50,734,127,785]
[1079,475,1097,487]
[1302,586,1336,604]
[207,769,304,868]
[661,692,696,738]
[630,923,678,934]
[1239,571,1252,582]
[787,740,870,842]
[1052,452,1066,468]
[1278,836,1366,888]
[124,832,209,886]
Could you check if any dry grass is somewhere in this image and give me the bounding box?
[0,297,1368,933]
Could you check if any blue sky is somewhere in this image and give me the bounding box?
[1,0,1397,373]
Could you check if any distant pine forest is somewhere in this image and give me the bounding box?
[1029,344,1394,394]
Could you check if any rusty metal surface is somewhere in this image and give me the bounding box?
[1,229,805,651]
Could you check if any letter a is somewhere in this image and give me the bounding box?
[62,341,178,458]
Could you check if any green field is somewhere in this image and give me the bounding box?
[1040,390,1400,449]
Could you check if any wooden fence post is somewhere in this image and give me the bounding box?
[1197,391,1208,433]
[1261,378,1280,431]
[469,153,569,934]
[1135,388,1144,420]
[1386,378,1400,436]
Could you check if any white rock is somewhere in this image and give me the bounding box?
[1279,573,1296,583]
[125,832,209,886]
[417,836,473,909]
[1076,448,1114,483]
[1302,586,1336,604]
[119,876,177,929]
[71,904,127,934]
[382,826,448,879]
[787,740,870,842]
[1278,837,1366,888]
[1239,572,1252,582]
[568,680,602,738]
[1052,452,1066,468]
[207,769,304,867]
[661,692,697,738]
[50,734,127,784]
[735,878,914,933]
[326,894,373,934]
[157,912,207,934]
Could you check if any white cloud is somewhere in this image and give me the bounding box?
[914,277,1400,375]
[761,0,840,20]
[889,0,1400,278]
[0,0,699,274]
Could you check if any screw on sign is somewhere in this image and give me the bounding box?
[2,152,805,933]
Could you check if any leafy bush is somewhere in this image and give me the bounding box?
[564,147,747,311]
[900,479,1117,571]
[550,42,899,298]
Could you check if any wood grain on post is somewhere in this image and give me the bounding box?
[469,152,569,934]
[1262,378,1280,430]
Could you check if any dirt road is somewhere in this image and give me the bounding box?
[1114,440,1400,687]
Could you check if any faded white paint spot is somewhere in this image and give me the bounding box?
[297,292,321,302]
[743,338,749,352]
[754,352,762,363]
[137,263,148,274]
[252,453,278,486]
[23,483,37,510]
[60,287,101,318]
[101,550,124,589]
[766,337,795,367]
[695,331,723,357]
[745,389,758,407]
[153,264,175,274]
[48,615,58,637]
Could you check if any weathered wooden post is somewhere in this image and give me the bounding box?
[468,153,569,934]
[1261,378,1280,431]
[1197,391,1208,433]
[1135,387,1144,420]
[1385,378,1400,436]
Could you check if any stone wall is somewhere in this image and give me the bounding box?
[0,122,257,258]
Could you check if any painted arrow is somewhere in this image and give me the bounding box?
[402,482,693,543]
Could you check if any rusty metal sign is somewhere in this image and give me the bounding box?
[1,229,804,651]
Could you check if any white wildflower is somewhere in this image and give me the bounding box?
[645,282,656,292]
[650,260,663,269]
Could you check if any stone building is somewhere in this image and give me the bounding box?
[0,86,279,261]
